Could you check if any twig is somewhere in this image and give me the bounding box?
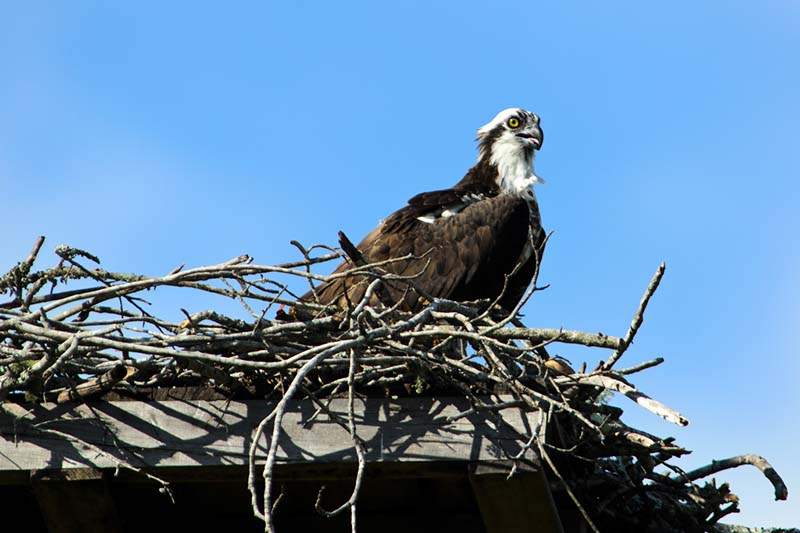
[618,357,665,375]
[314,348,365,533]
[602,262,665,370]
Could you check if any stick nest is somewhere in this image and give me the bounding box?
[0,236,790,533]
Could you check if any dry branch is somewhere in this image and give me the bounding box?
[680,454,789,501]
[602,262,666,370]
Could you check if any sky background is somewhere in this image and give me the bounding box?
[2,1,798,527]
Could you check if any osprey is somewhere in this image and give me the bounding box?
[303,107,546,315]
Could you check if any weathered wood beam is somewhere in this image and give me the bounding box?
[0,397,541,478]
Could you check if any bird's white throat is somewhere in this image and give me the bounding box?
[488,136,544,200]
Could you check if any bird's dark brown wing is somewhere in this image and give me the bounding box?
[301,190,544,315]
[501,198,546,311]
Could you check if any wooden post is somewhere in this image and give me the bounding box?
[469,462,564,533]
[30,468,124,533]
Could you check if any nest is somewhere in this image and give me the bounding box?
[0,236,790,533]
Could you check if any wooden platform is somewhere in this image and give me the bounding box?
[0,396,565,533]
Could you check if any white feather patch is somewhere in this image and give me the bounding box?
[416,195,485,224]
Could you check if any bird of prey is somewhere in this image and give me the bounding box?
[300,107,546,316]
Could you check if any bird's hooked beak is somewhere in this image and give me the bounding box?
[515,125,543,150]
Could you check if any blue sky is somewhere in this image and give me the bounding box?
[2,1,798,527]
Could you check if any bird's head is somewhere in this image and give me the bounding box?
[476,108,543,163]
[475,108,545,196]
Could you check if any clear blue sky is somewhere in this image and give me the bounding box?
[2,1,798,527]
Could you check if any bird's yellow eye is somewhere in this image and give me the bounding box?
[507,117,520,128]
